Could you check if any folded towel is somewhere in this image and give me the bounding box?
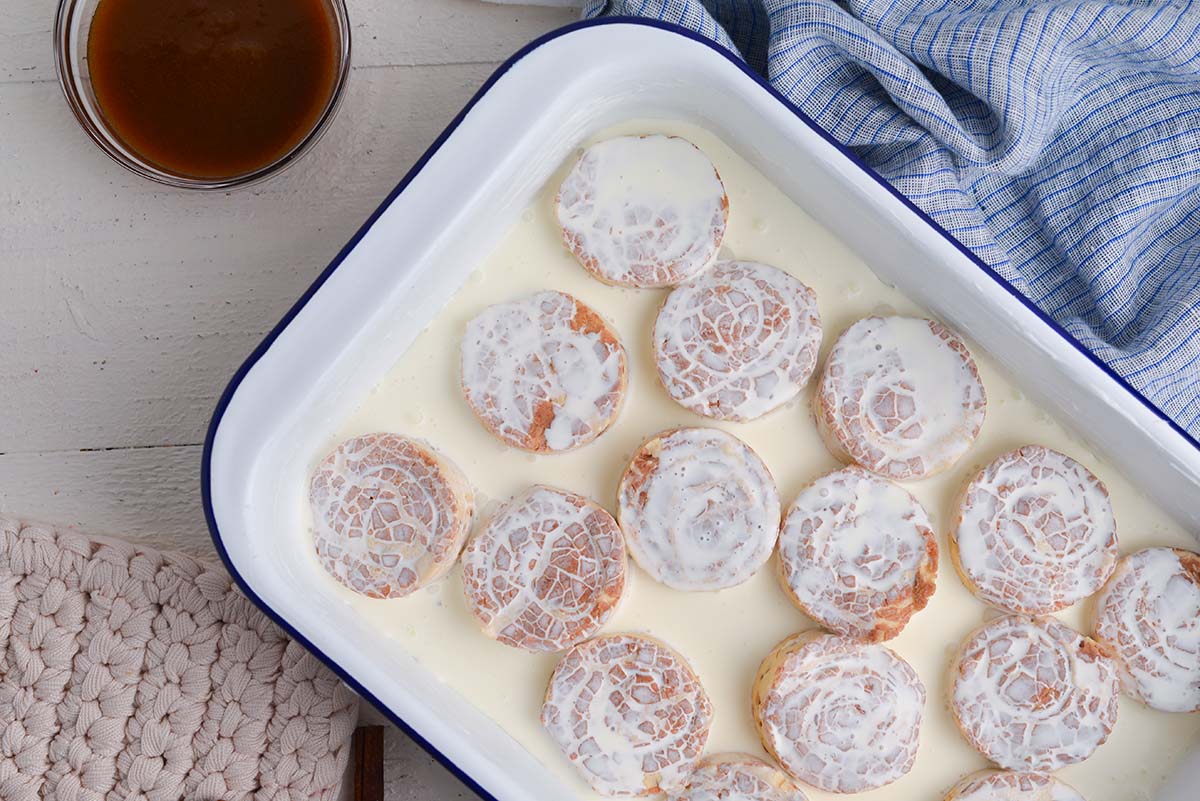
[585,1,1200,436]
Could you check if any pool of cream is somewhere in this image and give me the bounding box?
[300,120,1200,801]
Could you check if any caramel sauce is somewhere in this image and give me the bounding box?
[87,0,340,180]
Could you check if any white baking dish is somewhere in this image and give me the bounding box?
[203,19,1200,801]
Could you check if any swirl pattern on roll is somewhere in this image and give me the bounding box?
[943,770,1086,801]
[618,427,781,591]
[778,466,938,641]
[653,260,822,421]
[752,632,925,793]
[950,615,1119,771]
[461,291,627,453]
[309,433,474,598]
[556,135,728,288]
[1091,547,1200,712]
[666,754,808,801]
[952,446,1117,614]
[541,633,712,796]
[816,316,986,480]
[461,485,627,652]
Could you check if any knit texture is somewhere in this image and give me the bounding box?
[585,0,1200,437]
[0,519,358,801]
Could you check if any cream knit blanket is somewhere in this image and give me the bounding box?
[0,519,358,801]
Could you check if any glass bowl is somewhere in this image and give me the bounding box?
[54,0,352,190]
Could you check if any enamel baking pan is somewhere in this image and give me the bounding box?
[202,18,1200,801]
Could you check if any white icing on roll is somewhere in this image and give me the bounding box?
[461,485,627,653]
[952,446,1117,614]
[540,633,712,796]
[943,770,1086,801]
[753,632,925,793]
[653,260,822,421]
[950,615,1119,771]
[461,291,627,453]
[666,753,808,801]
[617,427,781,591]
[816,316,986,480]
[556,135,728,288]
[778,466,938,641]
[1092,547,1200,712]
[309,433,474,598]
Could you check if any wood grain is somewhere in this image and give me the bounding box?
[2,62,493,455]
[354,727,387,801]
[0,445,210,555]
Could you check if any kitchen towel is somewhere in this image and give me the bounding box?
[0,519,358,801]
[584,0,1200,436]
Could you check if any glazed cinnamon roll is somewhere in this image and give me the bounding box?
[618,427,780,591]
[753,631,925,793]
[461,291,627,453]
[308,433,473,598]
[943,770,1085,801]
[653,260,822,421]
[541,633,713,796]
[950,615,1119,771]
[461,486,626,652]
[778,466,937,641]
[816,316,986,480]
[951,446,1117,614]
[1091,547,1200,712]
[556,135,728,288]
[666,753,808,801]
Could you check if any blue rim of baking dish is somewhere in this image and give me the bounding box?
[202,16,1200,800]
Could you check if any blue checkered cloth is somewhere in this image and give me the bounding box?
[584,0,1200,436]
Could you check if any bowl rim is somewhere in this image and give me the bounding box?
[53,0,353,191]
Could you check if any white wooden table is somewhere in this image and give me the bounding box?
[0,2,577,797]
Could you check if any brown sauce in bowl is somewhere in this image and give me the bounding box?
[87,0,340,180]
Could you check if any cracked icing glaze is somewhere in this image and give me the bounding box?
[817,316,986,480]
[778,466,938,641]
[666,753,808,801]
[617,427,780,591]
[952,446,1117,615]
[1091,547,1200,712]
[313,120,1200,801]
[461,485,627,653]
[308,433,474,598]
[950,615,1119,772]
[943,770,1086,801]
[540,633,712,796]
[653,260,822,421]
[461,291,627,452]
[752,632,925,793]
[556,135,728,288]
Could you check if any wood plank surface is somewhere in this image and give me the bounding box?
[2,62,494,454]
[0,446,207,552]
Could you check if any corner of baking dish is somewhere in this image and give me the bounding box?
[202,17,1200,801]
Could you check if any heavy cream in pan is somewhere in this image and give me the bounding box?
[301,121,1200,801]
